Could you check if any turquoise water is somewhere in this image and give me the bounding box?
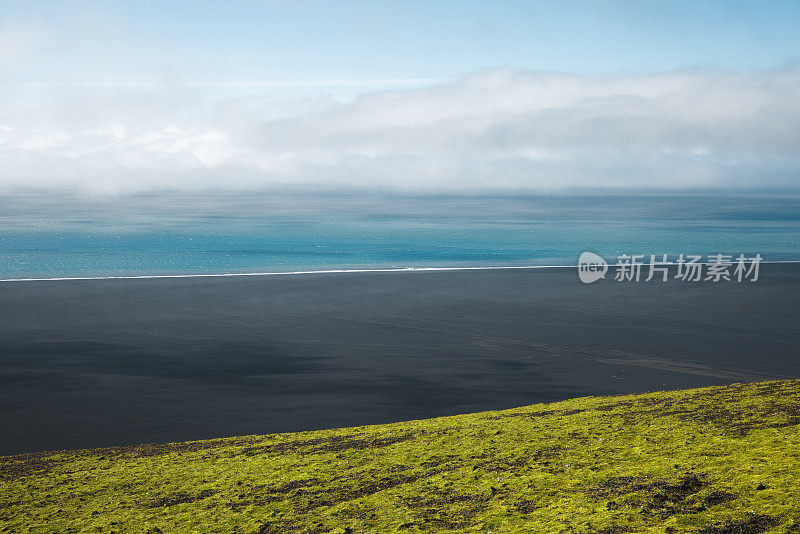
[1,191,799,279]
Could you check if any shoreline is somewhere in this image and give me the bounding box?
[0,265,574,283]
[2,259,799,283]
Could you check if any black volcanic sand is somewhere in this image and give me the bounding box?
[1,265,798,455]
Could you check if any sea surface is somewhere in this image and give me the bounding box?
[2,191,799,279]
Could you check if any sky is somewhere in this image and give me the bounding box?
[0,0,799,193]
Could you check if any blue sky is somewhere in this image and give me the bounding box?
[3,0,799,85]
[0,1,799,192]
[117,0,800,79]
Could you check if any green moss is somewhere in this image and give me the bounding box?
[2,380,800,533]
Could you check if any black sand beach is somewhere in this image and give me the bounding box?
[1,265,798,456]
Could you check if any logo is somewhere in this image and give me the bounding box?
[578,252,608,284]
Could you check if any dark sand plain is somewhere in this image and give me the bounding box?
[1,265,798,455]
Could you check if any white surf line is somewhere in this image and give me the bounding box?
[2,260,798,283]
[0,265,575,283]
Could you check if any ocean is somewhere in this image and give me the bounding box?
[2,191,799,279]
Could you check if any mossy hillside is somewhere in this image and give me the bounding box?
[2,380,800,533]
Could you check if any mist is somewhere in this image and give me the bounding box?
[0,67,797,194]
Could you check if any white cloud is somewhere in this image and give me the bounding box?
[0,67,798,193]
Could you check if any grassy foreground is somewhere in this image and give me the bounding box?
[2,380,800,533]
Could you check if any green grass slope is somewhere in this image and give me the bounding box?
[2,380,800,533]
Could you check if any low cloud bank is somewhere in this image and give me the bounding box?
[1,68,798,193]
